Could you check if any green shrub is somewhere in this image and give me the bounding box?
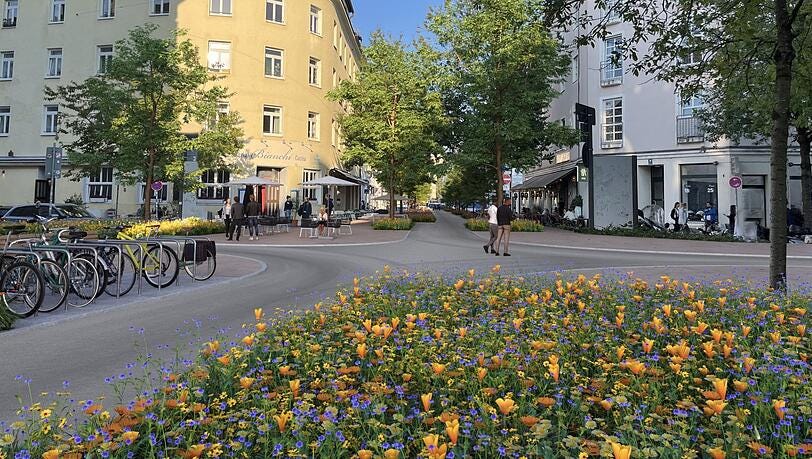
[573,225,740,242]
[465,218,544,232]
[0,300,15,330]
[406,211,436,223]
[372,218,414,230]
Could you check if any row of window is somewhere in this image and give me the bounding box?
[0,105,59,136]
[597,95,704,148]
[2,0,162,25]
[209,42,348,85]
[0,46,113,80]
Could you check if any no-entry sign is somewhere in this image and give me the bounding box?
[729,176,742,189]
[502,172,511,185]
[151,181,164,191]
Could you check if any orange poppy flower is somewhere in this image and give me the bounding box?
[495,397,515,415]
[609,441,632,459]
[421,393,432,412]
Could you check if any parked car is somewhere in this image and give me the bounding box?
[1,203,95,222]
[0,206,11,219]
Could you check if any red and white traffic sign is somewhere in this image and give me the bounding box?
[151,181,164,192]
[502,172,512,185]
[728,176,742,189]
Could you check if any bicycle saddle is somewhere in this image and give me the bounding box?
[67,230,88,240]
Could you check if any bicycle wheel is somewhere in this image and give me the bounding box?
[66,257,99,308]
[183,248,217,281]
[103,249,136,297]
[76,253,108,299]
[143,245,179,289]
[33,259,68,313]
[1,260,44,318]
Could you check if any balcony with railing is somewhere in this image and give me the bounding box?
[676,116,705,143]
[2,17,16,28]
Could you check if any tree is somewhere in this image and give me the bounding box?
[696,7,812,231]
[545,0,810,288]
[46,24,243,219]
[441,163,495,210]
[427,0,580,205]
[328,33,445,218]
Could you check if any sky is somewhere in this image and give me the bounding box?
[350,0,444,43]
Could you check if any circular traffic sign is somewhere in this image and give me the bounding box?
[729,176,742,189]
[502,172,511,184]
[151,181,164,191]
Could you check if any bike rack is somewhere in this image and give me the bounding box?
[64,241,126,299]
[95,238,149,295]
[151,235,203,283]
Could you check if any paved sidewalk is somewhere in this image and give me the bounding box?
[6,253,266,332]
[214,219,410,246]
[472,226,812,257]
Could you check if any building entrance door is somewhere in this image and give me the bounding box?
[34,179,51,203]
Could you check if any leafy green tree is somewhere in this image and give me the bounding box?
[546,0,810,288]
[46,24,243,219]
[427,0,580,204]
[329,33,445,218]
[441,163,495,210]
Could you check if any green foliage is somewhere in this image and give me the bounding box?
[372,218,415,230]
[0,301,15,330]
[573,225,740,242]
[328,33,446,218]
[406,211,437,223]
[46,24,244,219]
[465,218,544,232]
[441,163,494,208]
[63,194,86,209]
[412,183,433,205]
[427,0,580,202]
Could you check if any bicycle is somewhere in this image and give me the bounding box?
[109,225,179,289]
[1,225,45,317]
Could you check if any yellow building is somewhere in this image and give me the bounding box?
[0,0,365,218]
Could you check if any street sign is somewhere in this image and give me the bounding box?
[577,164,589,182]
[44,147,63,179]
[502,172,511,185]
[151,181,164,192]
[729,176,742,189]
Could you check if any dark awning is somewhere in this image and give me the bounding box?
[329,168,368,185]
[513,168,575,190]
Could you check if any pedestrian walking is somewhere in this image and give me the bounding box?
[220,198,232,238]
[678,202,688,232]
[725,205,736,235]
[703,201,718,232]
[327,195,335,218]
[495,198,514,257]
[284,196,294,220]
[483,198,499,254]
[229,197,245,241]
[245,195,260,240]
[670,202,681,232]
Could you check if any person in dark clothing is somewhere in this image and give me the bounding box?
[283,196,294,220]
[725,205,736,235]
[298,198,313,220]
[670,202,681,232]
[229,197,245,241]
[245,195,260,240]
[494,198,514,256]
[220,198,232,238]
[327,195,335,218]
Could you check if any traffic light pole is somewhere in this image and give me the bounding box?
[575,103,596,229]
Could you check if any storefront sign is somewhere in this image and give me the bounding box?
[237,150,308,163]
[577,164,589,182]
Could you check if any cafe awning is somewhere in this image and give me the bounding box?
[513,168,575,190]
[329,168,368,185]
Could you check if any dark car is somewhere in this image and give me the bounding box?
[1,204,95,222]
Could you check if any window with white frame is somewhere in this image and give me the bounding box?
[601,98,623,148]
[605,0,620,22]
[601,35,622,85]
[266,0,283,23]
[207,41,231,71]
[150,0,169,15]
[3,0,18,28]
[333,21,338,48]
[678,93,704,117]
[97,45,113,74]
[99,0,114,18]
[198,169,230,200]
[43,105,59,134]
[0,51,13,79]
[46,48,63,78]
[0,106,9,135]
[87,166,113,200]
[571,54,578,83]
[264,47,283,78]
[308,57,320,86]
[309,5,321,35]
[263,105,282,135]
[210,0,231,15]
[678,49,702,66]
[302,169,319,199]
[307,112,319,140]
[50,0,65,23]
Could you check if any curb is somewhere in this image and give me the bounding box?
[2,254,268,336]
[216,230,412,248]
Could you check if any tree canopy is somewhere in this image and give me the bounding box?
[328,33,446,218]
[46,24,243,218]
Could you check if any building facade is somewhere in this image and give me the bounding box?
[0,0,364,218]
[515,3,803,231]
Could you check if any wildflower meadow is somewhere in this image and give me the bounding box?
[1,267,810,458]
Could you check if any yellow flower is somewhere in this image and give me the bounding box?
[445,418,460,444]
[610,441,632,459]
[773,399,786,420]
[495,397,515,415]
[708,447,726,459]
[122,430,140,443]
[241,335,254,347]
[254,308,263,321]
[40,409,52,419]
[431,363,446,375]
[704,400,727,416]
[289,379,301,398]
[421,393,432,412]
[273,411,292,432]
[42,450,60,459]
[384,449,400,459]
[239,377,255,390]
[357,450,373,459]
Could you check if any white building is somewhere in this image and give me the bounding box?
[515,5,804,230]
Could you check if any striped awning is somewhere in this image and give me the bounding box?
[512,168,575,190]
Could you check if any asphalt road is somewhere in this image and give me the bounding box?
[1,211,810,421]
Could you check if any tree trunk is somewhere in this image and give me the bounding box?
[768,0,795,289]
[388,164,396,219]
[495,139,503,205]
[798,127,812,232]
[144,149,155,221]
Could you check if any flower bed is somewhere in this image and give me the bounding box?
[372,218,415,230]
[3,270,811,458]
[406,211,437,223]
[112,218,225,239]
[573,225,740,242]
[465,218,544,232]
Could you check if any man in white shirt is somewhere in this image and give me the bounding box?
[483,198,499,254]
